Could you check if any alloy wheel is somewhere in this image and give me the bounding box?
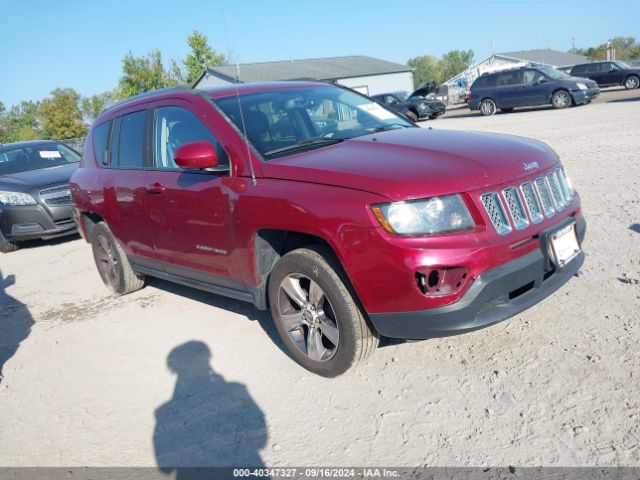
[277,273,339,362]
[94,233,120,288]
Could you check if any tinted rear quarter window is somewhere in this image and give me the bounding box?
[117,110,147,168]
[572,65,587,74]
[473,74,497,89]
[92,121,111,165]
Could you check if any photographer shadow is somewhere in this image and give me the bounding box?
[153,341,267,479]
[0,269,34,384]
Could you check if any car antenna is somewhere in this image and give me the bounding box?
[221,9,257,186]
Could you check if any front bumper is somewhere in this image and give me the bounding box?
[572,87,600,104]
[0,204,76,241]
[369,216,586,339]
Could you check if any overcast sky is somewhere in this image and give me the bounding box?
[1,0,638,107]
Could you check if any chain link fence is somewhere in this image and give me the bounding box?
[60,136,86,154]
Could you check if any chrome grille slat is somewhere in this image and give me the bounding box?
[546,171,566,210]
[557,168,573,202]
[534,177,556,218]
[520,182,543,224]
[502,187,529,230]
[480,192,512,235]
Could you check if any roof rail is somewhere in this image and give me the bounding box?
[102,86,193,115]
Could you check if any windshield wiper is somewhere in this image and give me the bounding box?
[264,138,344,158]
[370,123,411,133]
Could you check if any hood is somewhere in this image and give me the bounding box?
[566,76,598,86]
[262,128,559,201]
[0,163,78,192]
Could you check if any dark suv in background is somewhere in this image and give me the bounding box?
[371,91,445,121]
[0,140,79,252]
[468,66,599,115]
[569,61,640,90]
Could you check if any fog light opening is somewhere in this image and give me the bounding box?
[416,266,469,297]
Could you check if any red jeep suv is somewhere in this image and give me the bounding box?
[70,82,585,377]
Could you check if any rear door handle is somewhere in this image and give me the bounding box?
[145,183,166,194]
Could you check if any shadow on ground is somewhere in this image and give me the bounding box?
[18,232,81,250]
[153,341,267,476]
[0,269,35,384]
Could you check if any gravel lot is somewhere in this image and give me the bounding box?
[1,88,639,468]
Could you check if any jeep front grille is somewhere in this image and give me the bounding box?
[502,187,529,230]
[480,192,512,235]
[520,182,544,224]
[481,167,573,235]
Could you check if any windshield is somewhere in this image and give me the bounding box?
[393,91,409,101]
[0,143,80,176]
[539,67,572,80]
[616,61,632,69]
[212,86,414,159]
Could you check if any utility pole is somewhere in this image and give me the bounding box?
[571,36,576,52]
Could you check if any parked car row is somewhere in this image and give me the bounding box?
[59,81,585,377]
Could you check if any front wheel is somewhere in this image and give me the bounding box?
[405,110,418,122]
[479,99,497,116]
[0,231,19,253]
[624,75,639,90]
[551,90,572,109]
[268,246,378,377]
[91,223,145,295]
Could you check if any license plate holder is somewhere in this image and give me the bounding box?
[549,222,580,268]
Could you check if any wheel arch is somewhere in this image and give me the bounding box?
[253,229,356,311]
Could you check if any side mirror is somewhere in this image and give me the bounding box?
[174,141,219,170]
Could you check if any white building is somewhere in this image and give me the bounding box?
[444,49,589,104]
[192,56,414,96]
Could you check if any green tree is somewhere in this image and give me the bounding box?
[407,55,445,86]
[0,101,41,143]
[572,36,640,60]
[182,30,227,84]
[38,88,87,140]
[81,89,119,123]
[440,49,474,82]
[118,50,179,98]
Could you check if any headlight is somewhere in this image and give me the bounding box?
[576,82,588,90]
[371,194,475,235]
[0,191,37,206]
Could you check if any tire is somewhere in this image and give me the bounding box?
[91,223,144,295]
[405,110,418,122]
[500,107,514,113]
[551,90,572,109]
[0,231,19,253]
[479,99,497,116]
[268,246,378,377]
[624,75,639,90]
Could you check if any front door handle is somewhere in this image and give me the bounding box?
[145,183,166,194]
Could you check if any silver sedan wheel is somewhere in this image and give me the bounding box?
[553,91,571,108]
[277,273,339,362]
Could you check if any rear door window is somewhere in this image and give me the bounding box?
[117,110,147,168]
[498,71,524,86]
[92,120,111,165]
[572,65,587,74]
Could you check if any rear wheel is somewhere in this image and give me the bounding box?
[91,223,144,295]
[268,246,378,377]
[624,75,639,90]
[0,231,19,253]
[479,99,497,116]
[551,90,572,109]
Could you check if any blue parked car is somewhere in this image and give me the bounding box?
[468,66,600,116]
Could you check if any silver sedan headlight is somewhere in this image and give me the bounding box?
[0,191,37,206]
[372,194,475,235]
